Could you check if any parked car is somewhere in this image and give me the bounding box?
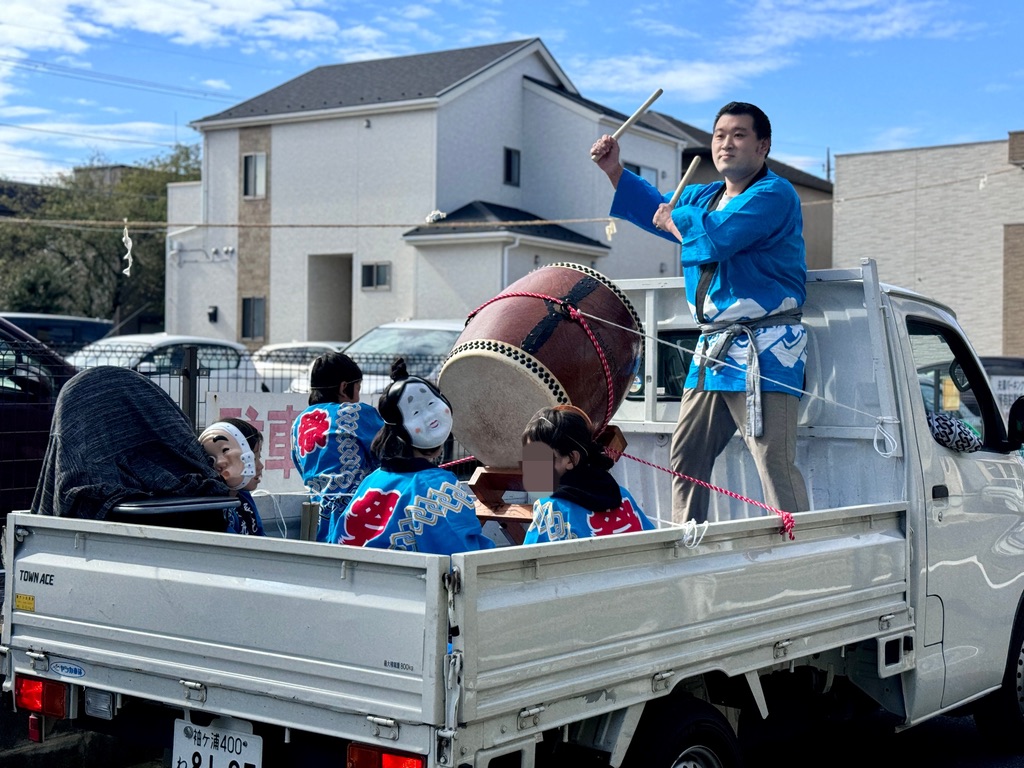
[68,333,265,426]
[288,319,464,399]
[0,317,78,524]
[0,312,113,355]
[253,340,349,393]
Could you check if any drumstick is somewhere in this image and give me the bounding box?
[591,88,663,160]
[667,156,702,207]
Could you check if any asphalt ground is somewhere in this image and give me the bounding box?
[0,703,163,768]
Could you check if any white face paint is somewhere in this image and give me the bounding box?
[397,381,453,449]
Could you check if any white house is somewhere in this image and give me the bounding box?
[834,132,1024,356]
[167,38,832,347]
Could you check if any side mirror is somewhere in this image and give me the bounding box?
[1007,396,1024,452]
[136,361,157,374]
[949,360,971,392]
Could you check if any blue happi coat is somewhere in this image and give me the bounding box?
[291,401,385,542]
[227,489,266,536]
[610,168,807,396]
[524,484,654,544]
[328,458,495,555]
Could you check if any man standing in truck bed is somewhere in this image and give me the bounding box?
[590,101,809,523]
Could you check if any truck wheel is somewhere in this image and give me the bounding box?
[974,611,1024,751]
[622,698,742,768]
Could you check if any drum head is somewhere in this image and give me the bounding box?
[439,341,569,468]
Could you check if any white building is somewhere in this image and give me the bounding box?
[167,38,832,347]
[834,132,1024,356]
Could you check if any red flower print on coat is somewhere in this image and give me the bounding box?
[588,498,644,537]
[296,409,331,456]
[343,488,400,546]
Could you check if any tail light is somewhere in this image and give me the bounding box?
[347,742,426,768]
[14,675,69,718]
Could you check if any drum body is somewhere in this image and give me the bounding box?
[438,263,643,468]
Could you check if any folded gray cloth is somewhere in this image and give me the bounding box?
[32,366,230,519]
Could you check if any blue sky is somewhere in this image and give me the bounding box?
[0,0,1021,183]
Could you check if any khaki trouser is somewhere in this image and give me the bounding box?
[669,389,808,524]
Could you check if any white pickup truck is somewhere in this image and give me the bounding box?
[3,259,1024,768]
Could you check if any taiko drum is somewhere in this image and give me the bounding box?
[438,263,643,468]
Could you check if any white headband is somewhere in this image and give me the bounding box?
[199,421,256,490]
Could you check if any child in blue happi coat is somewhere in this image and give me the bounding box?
[291,352,385,541]
[521,406,654,544]
[328,358,493,555]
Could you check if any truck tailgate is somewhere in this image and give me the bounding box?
[453,503,911,723]
[2,513,449,736]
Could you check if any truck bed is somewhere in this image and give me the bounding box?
[3,500,912,752]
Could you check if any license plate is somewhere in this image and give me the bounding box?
[172,717,263,768]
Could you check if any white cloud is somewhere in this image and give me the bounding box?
[570,54,791,103]
[0,105,51,117]
[339,24,388,47]
[626,19,700,39]
[401,5,436,20]
[737,0,966,54]
[868,125,922,151]
[201,78,231,91]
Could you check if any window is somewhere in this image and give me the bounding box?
[198,344,241,371]
[361,262,391,291]
[243,153,266,199]
[626,330,700,402]
[242,297,266,340]
[907,317,1003,447]
[504,147,520,187]
[624,162,658,188]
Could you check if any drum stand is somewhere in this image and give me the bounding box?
[468,466,534,544]
[467,426,629,546]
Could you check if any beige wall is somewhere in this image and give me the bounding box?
[1005,224,1024,356]
[834,138,1024,356]
[237,126,272,348]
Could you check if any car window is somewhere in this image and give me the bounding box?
[907,317,1004,447]
[198,345,241,371]
[626,330,700,401]
[345,327,460,378]
[0,337,56,399]
[69,340,148,368]
[140,345,183,373]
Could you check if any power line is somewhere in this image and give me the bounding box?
[0,54,239,102]
[0,122,178,147]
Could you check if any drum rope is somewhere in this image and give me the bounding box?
[467,290,618,429]
[439,450,796,539]
[603,448,796,540]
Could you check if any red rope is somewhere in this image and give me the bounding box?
[440,455,477,469]
[606,448,796,540]
[467,290,617,429]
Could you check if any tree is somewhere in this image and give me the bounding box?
[0,144,201,330]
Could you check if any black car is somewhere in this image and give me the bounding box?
[0,317,77,524]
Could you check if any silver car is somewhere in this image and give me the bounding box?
[69,333,265,426]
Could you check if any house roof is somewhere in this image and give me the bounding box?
[195,39,554,125]
[524,78,832,191]
[523,76,688,144]
[404,201,608,250]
